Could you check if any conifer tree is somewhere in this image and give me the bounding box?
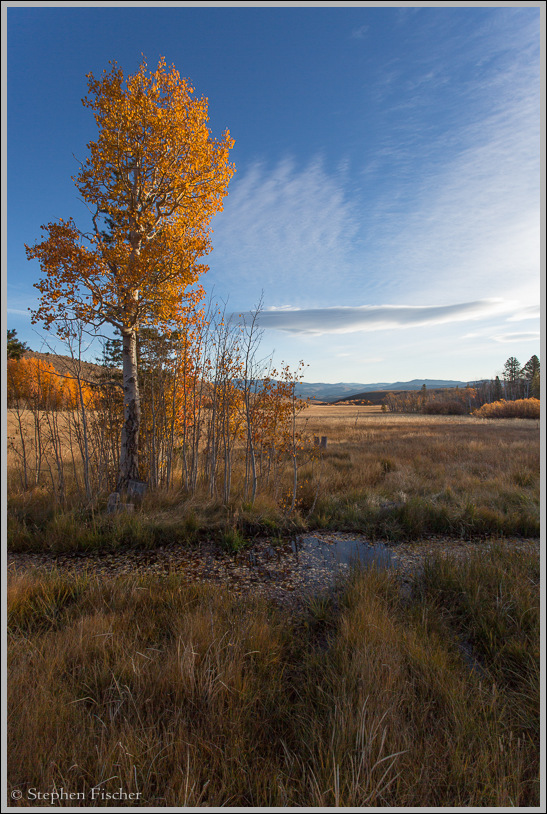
[492,375,503,402]
[503,357,522,400]
[521,355,540,398]
[7,329,29,360]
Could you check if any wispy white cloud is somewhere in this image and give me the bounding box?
[350,24,369,40]
[210,157,358,305]
[210,30,539,314]
[208,6,540,379]
[491,332,540,344]
[506,306,540,322]
[356,13,540,306]
[244,299,515,336]
[364,101,539,307]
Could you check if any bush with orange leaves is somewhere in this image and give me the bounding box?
[472,398,540,419]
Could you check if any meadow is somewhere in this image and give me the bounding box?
[8,405,540,551]
[296,406,540,538]
[7,406,541,806]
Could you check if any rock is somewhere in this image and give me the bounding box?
[127,480,148,502]
[106,492,120,514]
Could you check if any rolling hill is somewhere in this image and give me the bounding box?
[294,379,469,403]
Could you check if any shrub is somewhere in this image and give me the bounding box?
[472,398,540,420]
[423,400,467,415]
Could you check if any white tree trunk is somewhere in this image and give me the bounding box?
[118,326,141,490]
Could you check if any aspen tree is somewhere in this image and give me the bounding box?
[27,57,234,490]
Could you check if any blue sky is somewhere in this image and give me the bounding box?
[5,2,542,384]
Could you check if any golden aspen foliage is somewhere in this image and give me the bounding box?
[472,398,540,419]
[7,358,96,411]
[25,57,234,487]
[26,56,234,335]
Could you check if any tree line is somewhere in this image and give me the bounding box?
[383,355,540,415]
[471,355,540,404]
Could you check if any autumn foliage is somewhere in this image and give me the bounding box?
[26,57,235,488]
[383,387,477,415]
[472,398,540,420]
[7,315,311,512]
[7,357,96,411]
[26,57,234,335]
[18,56,312,506]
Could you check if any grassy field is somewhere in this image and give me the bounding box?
[7,406,540,551]
[297,406,540,537]
[7,407,541,806]
[7,541,540,807]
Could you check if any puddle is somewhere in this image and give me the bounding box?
[9,533,401,612]
[234,534,399,604]
[290,535,397,571]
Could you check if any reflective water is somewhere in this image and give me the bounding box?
[290,535,397,570]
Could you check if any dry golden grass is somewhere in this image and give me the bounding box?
[7,406,540,550]
[294,408,540,538]
[299,401,535,425]
[7,541,539,806]
[306,403,384,416]
[7,406,115,486]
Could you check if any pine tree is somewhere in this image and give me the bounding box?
[492,375,503,401]
[503,357,522,400]
[521,355,540,398]
[7,329,29,360]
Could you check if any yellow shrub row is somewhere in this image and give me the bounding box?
[472,398,540,419]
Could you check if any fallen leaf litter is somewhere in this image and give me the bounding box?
[7,533,539,613]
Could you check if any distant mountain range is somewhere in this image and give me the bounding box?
[21,352,471,405]
[294,379,470,403]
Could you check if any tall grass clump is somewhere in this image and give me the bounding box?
[417,543,540,727]
[287,551,539,807]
